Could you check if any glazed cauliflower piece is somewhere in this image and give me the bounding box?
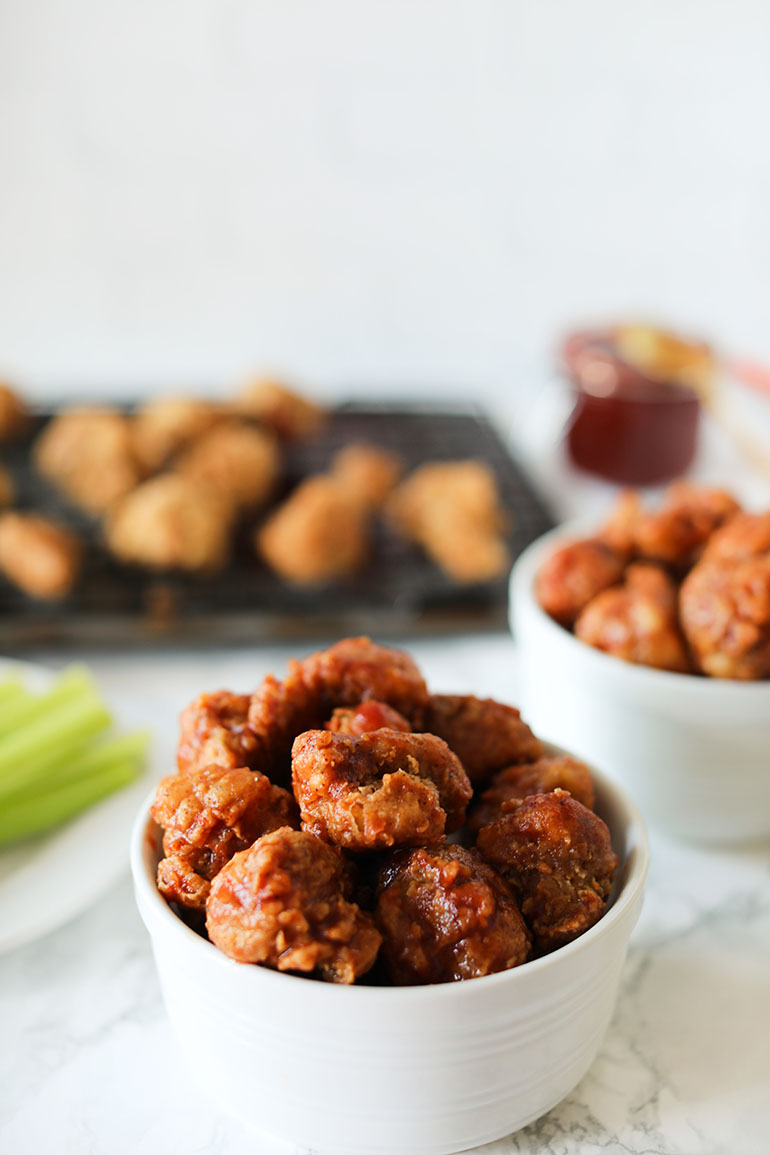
[292,728,472,850]
[574,563,691,672]
[376,844,530,984]
[477,790,618,954]
[152,763,299,911]
[206,828,381,982]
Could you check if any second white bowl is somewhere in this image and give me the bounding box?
[510,525,770,845]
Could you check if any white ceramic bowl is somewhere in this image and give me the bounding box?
[511,524,770,846]
[131,755,648,1155]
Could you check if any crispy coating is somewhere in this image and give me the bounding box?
[299,636,430,723]
[132,396,223,472]
[325,700,412,737]
[386,460,510,583]
[152,763,299,910]
[375,844,530,984]
[467,756,595,837]
[423,694,544,787]
[680,555,770,679]
[106,474,233,572]
[598,489,643,556]
[574,563,691,672]
[0,464,14,509]
[699,510,770,565]
[175,420,280,512]
[329,443,404,510]
[232,379,326,440]
[256,474,369,584]
[206,828,381,982]
[0,513,81,599]
[629,482,741,568]
[247,666,324,785]
[0,383,29,441]
[177,691,263,775]
[246,638,428,783]
[535,537,626,628]
[34,406,144,515]
[292,729,472,850]
[477,790,618,953]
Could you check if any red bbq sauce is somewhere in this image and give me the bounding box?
[562,330,702,485]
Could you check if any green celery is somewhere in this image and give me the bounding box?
[0,694,111,800]
[0,667,94,741]
[0,759,141,846]
[7,731,149,803]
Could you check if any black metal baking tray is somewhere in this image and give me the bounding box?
[0,402,554,648]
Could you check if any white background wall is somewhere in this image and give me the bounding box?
[1,0,769,405]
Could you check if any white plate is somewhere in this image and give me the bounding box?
[0,658,166,955]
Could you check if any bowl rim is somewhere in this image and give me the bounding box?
[511,521,770,699]
[130,754,649,1003]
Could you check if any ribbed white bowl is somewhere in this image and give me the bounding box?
[131,752,648,1155]
[511,525,770,845]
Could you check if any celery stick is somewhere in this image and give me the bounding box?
[0,667,95,741]
[0,685,31,730]
[0,760,141,846]
[7,732,149,803]
[0,695,111,799]
[0,677,25,705]
[0,719,131,797]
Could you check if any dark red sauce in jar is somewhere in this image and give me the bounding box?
[562,330,702,485]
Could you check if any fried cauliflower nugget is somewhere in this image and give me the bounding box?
[574,563,691,673]
[329,443,404,511]
[0,464,14,509]
[34,406,144,515]
[299,636,430,723]
[630,482,741,568]
[467,755,595,837]
[132,396,223,472]
[535,537,627,628]
[423,693,544,787]
[325,700,412,737]
[292,729,472,850]
[175,420,280,512]
[106,474,233,572]
[0,513,81,599]
[256,474,369,584]
[680,556,770,680]
[0,383,29,441]
[386,460,510,583]
[232,378,327,440]
[375,844,530,985]
[152,763,299,911]
[699,510,770,565]
[247,665,324,784]
[477,790,618,953]
[177,690,263,775]
[246,638,428,783]
[206,828,381,982]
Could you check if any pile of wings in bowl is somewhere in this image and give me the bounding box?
[536,481,770,680]
[151,637,618,985]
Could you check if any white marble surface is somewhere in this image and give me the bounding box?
[1,635,769,1155]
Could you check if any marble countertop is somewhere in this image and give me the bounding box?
[1,635,769,1155]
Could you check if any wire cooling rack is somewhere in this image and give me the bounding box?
[0,402,555,648]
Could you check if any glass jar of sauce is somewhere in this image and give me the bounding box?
[561,328,707,486]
